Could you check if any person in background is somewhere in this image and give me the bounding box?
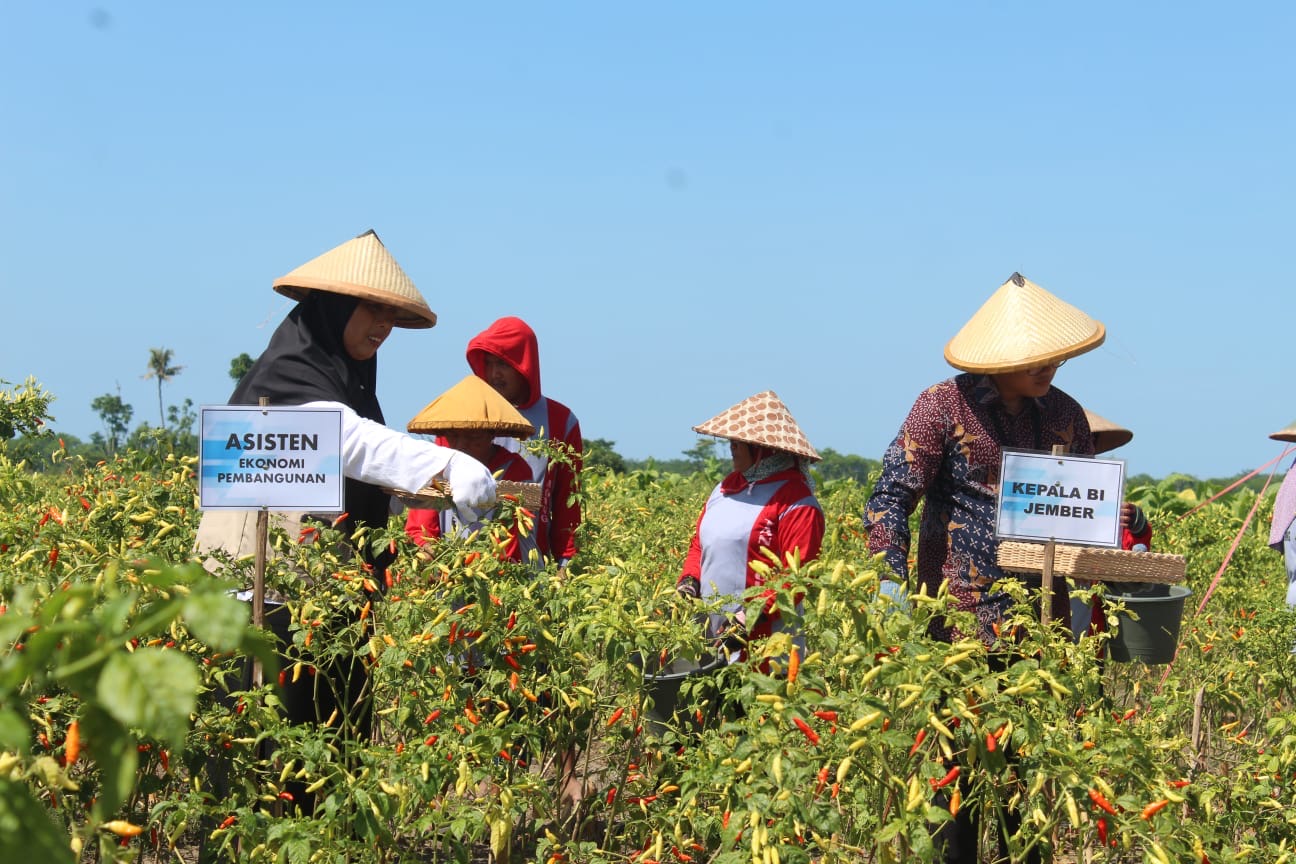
[467,317,583,571]
[195,230,496,806]
[1268,420,1296,609]
[404,374,538,565]
[1070,409,1153,642]
[863,272,1107,864]
[676,391,824,664]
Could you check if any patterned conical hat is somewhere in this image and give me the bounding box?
[1270,420,1296,443]
[692,391,820,461]
[272,229,436,328]
[407,375,534,437]
[945,272,1105,374]
[1084,409,1132,454]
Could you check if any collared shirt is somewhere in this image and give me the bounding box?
[865,374,1094,644]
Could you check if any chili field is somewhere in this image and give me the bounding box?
[2,384,1294,863]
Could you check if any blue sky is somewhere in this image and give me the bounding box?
[2,3,1292,481]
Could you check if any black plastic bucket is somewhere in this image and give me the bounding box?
[633,652,726,736]
[1107,585,1192,664]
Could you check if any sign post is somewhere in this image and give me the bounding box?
[996,447,1125,627]
[198,404,345,686]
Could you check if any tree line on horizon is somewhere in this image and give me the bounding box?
[1,351,1274,496]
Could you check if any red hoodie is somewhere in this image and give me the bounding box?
[467,317,583,564]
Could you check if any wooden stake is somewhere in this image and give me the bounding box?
[251,396,269,688]
[1039,444,1068,627]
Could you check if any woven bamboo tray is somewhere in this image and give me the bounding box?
[384,480,541,510]
[997,541,1185,584]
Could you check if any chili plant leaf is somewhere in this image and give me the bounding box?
[96,647,198,752]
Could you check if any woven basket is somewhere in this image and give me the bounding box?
[384,480,542,510]
[997,541,1185,584]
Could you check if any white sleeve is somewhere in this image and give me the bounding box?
[302,400,453,492]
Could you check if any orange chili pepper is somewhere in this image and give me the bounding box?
[64,720,81,767]
[1141,798,1169,820]
[787,646,800,684]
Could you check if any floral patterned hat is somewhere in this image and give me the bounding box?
[272,229,437,328]
[1270,420,1296,443]
[944,272,1105,374]
[692,391,821,461]
[1084,409,1133,454]
[407,375,534,438]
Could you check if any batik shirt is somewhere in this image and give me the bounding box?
[865,374,1094,644]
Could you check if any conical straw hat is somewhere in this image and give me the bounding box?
[692,391,820,462]
[944,272,1105,374]
[272,229,437,328]
[1084,409,1132,454]
[1270,420,1296,443]
[407,375,534,438]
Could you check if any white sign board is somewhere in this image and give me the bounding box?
[995,449,1125,547]
[199,406,344,511]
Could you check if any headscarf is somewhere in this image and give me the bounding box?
[230,290,390,552]
[231,291,382,423]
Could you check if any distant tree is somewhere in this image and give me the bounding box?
[229,352,255,384]
[583,437,626,474]
[142,347,184,427]
[683,438,722,472]
[165,398,198,454]
[813,447,881,485]
[91,389,133,456]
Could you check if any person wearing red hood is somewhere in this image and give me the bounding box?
[467,317,583,570]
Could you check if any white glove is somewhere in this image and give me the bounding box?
[443,451,497,519]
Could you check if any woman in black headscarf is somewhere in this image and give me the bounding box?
[198,230,496,811]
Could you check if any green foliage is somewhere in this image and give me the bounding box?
[228,353,255,385]
[0,377,55,442]
[582,437,627,474]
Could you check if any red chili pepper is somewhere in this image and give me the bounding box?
[814,766,829,796]
[1141,798,1169,820]
[424,709,441,725]
[793,716,820,745]
[48,547,59,567]
[424,735,438,746]
[218,815,236,830]
[607,787,617,805]
[930,765,960,790]
[722,810,730,829]
[79,497,90,511]
[506,611,517,630]
[331,512,350,528]
[1169,779,1191,788]
[908,728,928,757]
[813,710,838,723]
[985,731,998,753]
[159,749,169,773]
[504,654,521,671]
[509,671,519,691]
[1089,788,1119,816]
[607,707,626,727]
[1096,817,1108,846]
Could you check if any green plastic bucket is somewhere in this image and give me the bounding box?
[1107,585,1192,664]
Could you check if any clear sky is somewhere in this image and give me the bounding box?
[2,3,1293,481]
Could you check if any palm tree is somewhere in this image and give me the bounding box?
[142,347,184,427]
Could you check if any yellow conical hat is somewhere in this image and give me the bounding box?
[945,272,1105,374]
[1270,420,1296,443]
[407,375,534,437]
[272,229,436,328]
[1084,409,1132,454]
[692,390,820,461]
